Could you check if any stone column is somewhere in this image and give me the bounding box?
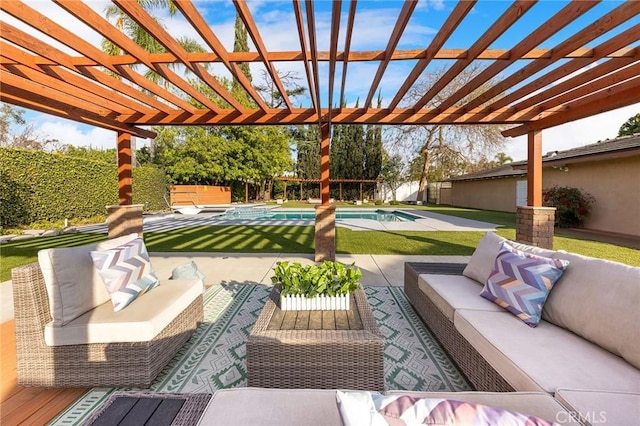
[315,204,336,262]
[516,206,555,249]
[107,204,144,239]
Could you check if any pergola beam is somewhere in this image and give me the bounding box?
[412,0,536,112]
[234,0,293,111]
[389,0,475,110]
[327,0,342,115]
[503,76,640,138]
[364,0,417,109]
[36,47,634,68]
[305,0,322,122]
[339,0,357,108]
[172,0,269,111]
[293,0,318,112]
[434,0,598,112]
[0,79,155,138]
[110,0,233,113]
[118,104,568,126]
[461,0,640,111]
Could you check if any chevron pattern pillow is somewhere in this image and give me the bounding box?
[480,242,569,327]
[337,391,554,426]
[90,238,159,312]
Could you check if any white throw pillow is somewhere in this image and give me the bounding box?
[38,233,139,325]
[463,232,556,284]
[462,232,507,284]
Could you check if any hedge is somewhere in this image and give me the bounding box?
[0,148,167,227]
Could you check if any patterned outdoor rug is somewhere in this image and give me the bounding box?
[52,284,472,425]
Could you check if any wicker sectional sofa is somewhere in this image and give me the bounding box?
[405,232,640,425]
[11,234,203,388]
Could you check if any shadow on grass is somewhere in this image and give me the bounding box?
[1,233,108,281]
[144,225,315,254]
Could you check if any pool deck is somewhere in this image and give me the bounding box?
[75,208,500,233]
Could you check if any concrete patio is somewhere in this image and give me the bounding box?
[0,253,470,324]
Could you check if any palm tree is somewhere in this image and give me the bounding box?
[102,1,205,86]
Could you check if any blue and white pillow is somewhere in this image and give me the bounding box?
[480,242,569,327]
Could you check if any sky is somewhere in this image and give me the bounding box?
[3,0,639,162]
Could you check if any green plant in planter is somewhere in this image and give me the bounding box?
[271,260,362,298]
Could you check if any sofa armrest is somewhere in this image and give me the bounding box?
[404,262,467,291]
[12,263,52,350]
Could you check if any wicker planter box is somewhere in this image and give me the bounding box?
[280,294,350,311]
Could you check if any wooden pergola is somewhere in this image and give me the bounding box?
[1,0,639,259]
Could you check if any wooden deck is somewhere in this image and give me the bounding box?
[1,320,88,425]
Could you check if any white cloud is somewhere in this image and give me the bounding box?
[504,103,640,161]
[37,119,116,150]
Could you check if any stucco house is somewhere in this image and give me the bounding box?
[448,134,640,238]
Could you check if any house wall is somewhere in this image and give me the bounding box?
[451,176,521,212]
[542,156,640,237]
[450,155,640,237]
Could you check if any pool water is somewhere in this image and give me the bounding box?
[217,209,416,222]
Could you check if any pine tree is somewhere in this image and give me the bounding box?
[296,125,320,179]
[232,14,252,106]
[363,93,383,192]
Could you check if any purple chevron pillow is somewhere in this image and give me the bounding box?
[90,238,159,312]
[480,242,569,327]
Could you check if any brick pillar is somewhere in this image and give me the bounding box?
[107,204,144,239]
[315,204,336,262]
[516,206,555,249]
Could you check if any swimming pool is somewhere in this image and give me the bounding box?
[216,208,416,222]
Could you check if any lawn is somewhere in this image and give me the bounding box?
[2,216,639,282]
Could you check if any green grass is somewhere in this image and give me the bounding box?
[2,220,639,282]
[0,233,108,282]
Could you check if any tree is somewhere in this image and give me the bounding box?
[256,70,306,109]
[57,145,117,164]
[618,113,640,137]
[363,94,384,193]
[390,64,506,200]
[295,125,321,179]
[380,154,406,201]
[102,0,202,86]
[0,103,57,150]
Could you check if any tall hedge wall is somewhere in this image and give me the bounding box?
[0,148,167,227]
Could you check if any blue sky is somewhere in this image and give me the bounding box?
[4,0,639,161]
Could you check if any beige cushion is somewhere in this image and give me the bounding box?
[545,252,640,369]
[454,309,640,394]
[555,389,640,426]
[417,274,502,322]
[44,277,201,346]
[38,234,139,325]
[386,391,579,425]
[197,388,343,426]
[462,232,555,284]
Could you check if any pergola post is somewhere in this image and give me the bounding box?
[315,122,335,262]
[107,131,143,239]
[516,130,555,249]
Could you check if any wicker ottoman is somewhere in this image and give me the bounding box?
[246,286,385,391]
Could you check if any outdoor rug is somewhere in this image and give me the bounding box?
[52,284,472,425]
